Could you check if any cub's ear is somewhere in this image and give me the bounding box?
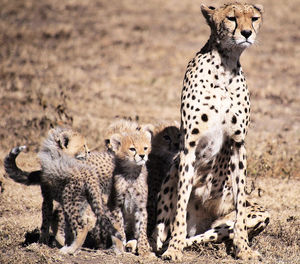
[201,4,215,23]
[57,132,70,149]
[144,130,152,143]
[110,133,122,152]
[140,123,154,139]
[104,138,111,149]
[253,4,264,13]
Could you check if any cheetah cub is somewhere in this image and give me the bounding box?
[108,129,155,257]
[144,121,180,236]
[5,127,122,254]
[104,118,139,151]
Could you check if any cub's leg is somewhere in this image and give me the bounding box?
[110,207,126,254]
[152,161,178,252]
[60,182,89,254]
[40,185,53,245]
[134,206,153,257]
[51,205,68,246]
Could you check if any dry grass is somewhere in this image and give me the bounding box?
[0,0,299,263]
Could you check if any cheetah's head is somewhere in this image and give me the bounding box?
[110,130,152,166]
[201,3,263,49]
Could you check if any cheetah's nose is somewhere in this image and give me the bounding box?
[139,154,145,159]
[241,30,252,39]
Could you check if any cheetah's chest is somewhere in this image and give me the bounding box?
[181,52,250,140]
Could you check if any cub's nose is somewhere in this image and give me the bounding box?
[139,154,145,159]
[241,30,252,39]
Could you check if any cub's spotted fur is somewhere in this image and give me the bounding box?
[108,130,154,257]
[5,127,121,254]
[145,121,180,236]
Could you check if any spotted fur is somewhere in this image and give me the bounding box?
[153,3,266,261]
[4,127,122,254]
[145,121,180,237]
[108,129,155,257]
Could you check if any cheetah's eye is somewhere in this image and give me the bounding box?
[227,16,236,22]
[144,147,148,151]
[252,17,259,22]
[129,147,136,152]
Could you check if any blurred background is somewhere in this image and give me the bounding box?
[0,0,299,263]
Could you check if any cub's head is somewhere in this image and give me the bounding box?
[201,3,263,48]
[110,130,151,166]
[144,121,180,155]
[104,119,140,151]
[47,127,89,159]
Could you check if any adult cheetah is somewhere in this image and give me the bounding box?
[155,3,265,261]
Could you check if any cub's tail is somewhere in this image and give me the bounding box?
[4,146,42,185]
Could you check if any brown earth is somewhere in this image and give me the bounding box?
[0,0,299,263]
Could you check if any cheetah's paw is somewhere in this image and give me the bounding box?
[237,249,262,261]
[139,251,157,259]
[162,247,183,261]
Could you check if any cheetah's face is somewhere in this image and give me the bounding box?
[110,131,152,166]
[201,3,263,49]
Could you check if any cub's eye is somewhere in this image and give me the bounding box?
[163,135,171,141]
[129,147,136,152]
[144,147,148,151]
[227,16,236,22]
[252,17,259,22]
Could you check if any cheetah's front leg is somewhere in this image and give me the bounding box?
[162,152,195,261]
[231,143,261,260]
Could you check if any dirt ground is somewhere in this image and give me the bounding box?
[0,0,299,263]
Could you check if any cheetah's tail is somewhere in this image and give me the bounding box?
[4,146,42,185]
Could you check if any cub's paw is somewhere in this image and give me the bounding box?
[39,232,50,245]
[111,235,125,255]
[125,239,137,253]
[60,245,77,255]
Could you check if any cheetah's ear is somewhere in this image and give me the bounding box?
[201,4,215,24]
[110,133,122,152]
[253,4,264,13]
